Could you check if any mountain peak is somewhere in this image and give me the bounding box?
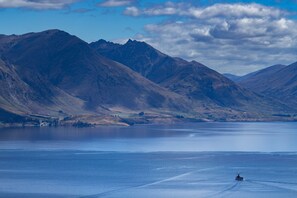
[20,29,68,37]
[125,39,141,45]
[125,39,151,48]
[92,39,118,46]
[90,39,121,54]
[95,39,108,44]
[41,29,63,34]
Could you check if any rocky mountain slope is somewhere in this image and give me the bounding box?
[237,63,297,106]
[0,30,295,126]
[90,39,291,114]
[0,30,195,126]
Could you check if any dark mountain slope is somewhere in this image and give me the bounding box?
[160,60,253,107]
[0,30,189,114]
[90,39,287,113]
[238,64,286,84]
[90,39,179,84]
[0,58,88,116]
[238,63,297,106]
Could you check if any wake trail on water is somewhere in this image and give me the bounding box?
[198,177,297,198]
[245,179,297,192]
[199,182,241,198]
[78,167,221,198]
[246,179,297,185]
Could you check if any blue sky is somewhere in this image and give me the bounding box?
[1,0,297,74]
[0,0,172,42]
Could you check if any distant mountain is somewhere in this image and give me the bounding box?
[223,73,241,81]
[237,64,287,84]
[238,63,297,106]
[90,39,289,113]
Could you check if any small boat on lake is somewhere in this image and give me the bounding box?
[235,173,244,181]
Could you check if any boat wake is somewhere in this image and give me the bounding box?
[199,181,241,198]
[246,179,297,192]
[79,167,220,198]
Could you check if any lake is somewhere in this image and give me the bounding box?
[0,122,297,197]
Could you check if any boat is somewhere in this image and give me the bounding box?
[235,173,243,181]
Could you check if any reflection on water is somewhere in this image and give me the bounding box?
[0,125,186,140]
[0,122,296,152]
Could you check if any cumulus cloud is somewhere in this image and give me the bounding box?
[125,2,297,75]
[0,0,79,9]
[124,2,285,18]
[98,0,135,7]
[124,2,186,17]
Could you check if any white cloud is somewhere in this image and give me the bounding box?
[124,6,139,16]
[188,3,284,19]
[98,0,135,7]
[124,2,187,16]
[0,0,78,9]
[124,2,285,18]
[124,2,297,75]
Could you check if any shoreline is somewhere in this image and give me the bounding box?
[1,117,297,129]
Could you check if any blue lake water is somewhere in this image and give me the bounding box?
[0,122,297,197]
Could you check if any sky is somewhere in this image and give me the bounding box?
[1,0,297,75]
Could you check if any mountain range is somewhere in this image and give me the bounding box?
[233,64,297,107]
[0,30,296,127]
[90,39,292,115]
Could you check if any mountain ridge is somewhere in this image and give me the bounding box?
[90,39,292,114]
[238,63,297,106]
[1,30,190,112]
[0,30,296,127]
